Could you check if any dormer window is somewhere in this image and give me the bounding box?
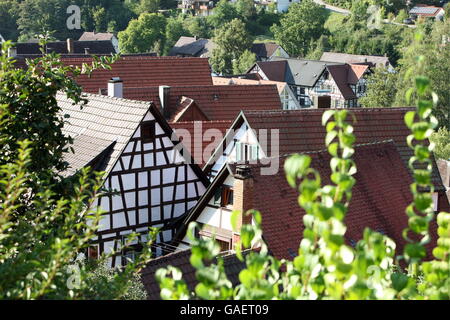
[214,185,234,208]
[236,142,258,162]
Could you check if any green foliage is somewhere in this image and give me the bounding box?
[232,49,256,74]
[0,1,20,41]
[118,13,167,54]
[208,0,239,29]
[157,32,450,300]
[164,16,188,55]
[272,0,328,57]
[394,20,450,130]
[210,19,254,75]
[0,41,153,299]
[430,128,450,161]
[360,67,398,108]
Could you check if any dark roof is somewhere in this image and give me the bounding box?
[121,85,282,122]
[251,42,283,60]
[270,57,342,87]
[79,32,116,41]
[168,36,216,57]
[321,52,391,68]
[141,248,247,299]
[204,108,445,192]
[252,60,287,82]
[57,56,213,93]
[12,40,116,55]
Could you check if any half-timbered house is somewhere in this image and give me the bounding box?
[58,92,209,267]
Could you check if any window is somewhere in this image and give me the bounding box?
[299,98,305,106]
[217,239,231,252]
[87,245,99,260]
[214,185,234,207]
[236,142,258,162]
[300,87,305,95]
[141,121,155,142]
[121,236,143,266]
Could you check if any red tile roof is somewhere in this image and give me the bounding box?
[59,56,213,93]
[240,108,445,191]
[122,85,282,121]
[246,142,439,260]
[171,120,233,167]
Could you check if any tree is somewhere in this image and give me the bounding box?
[0,41,154,299]
[185,15,212,39]
[359,67,398,108]
[430,127,450,161]
[164,17,188,55]
[272,0,328,57]
[210,19,254,75]
[394,20,450,129]
[232,49,256,74]
[136,0,161,14]
[118,13,167,54]
[208,0,239,29]
[236,0,256,21]
[0,1,20,41]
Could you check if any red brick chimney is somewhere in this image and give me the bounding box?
[232,165,254,246]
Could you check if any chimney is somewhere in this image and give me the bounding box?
[67,38,74,54]
[437,159,450,188]
[108,77,123,98]
[159,85,171,119]
[232,165,254,246]
[7,47,17,58]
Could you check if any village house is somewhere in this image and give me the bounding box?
[58,91,209,267]
[409,5,446,21]
[320,52,394,71]
[178,0,215,16]
[169,36,289,61]
[78,31,120,53]
[247,57,371,108]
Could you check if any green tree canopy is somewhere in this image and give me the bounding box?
[210,18,254,75]
[118,13,167,54]
[359,67,398,108]
[272,0,328,57]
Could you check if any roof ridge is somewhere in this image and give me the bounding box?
[78,91,153,106]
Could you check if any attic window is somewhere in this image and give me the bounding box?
[141,121,155,142]
[214,185,234,207]
[87,245,99,260]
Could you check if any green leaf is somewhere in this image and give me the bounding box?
[322,110,335,126]
[391,272,409,292]
[415,76,430,96]
[405,243,426,260]
[404,111,416,128]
